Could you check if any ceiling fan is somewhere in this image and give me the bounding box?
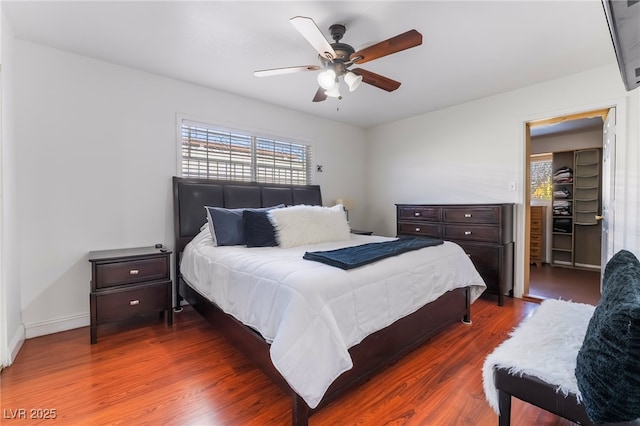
[254,16,423,102]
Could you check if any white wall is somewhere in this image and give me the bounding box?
[531,127,602,154]
[1,11,23,365]
[13,40,367,338]
[366,64,640,297]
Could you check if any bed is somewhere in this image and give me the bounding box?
[172,176,486,425]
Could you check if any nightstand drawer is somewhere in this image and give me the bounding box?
[94,281,170,324]
[94,256,168,289]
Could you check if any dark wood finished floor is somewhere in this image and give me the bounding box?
[1,297,582,425]
[529,264,601,306]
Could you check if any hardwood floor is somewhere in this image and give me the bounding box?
[529,264,601,306]
[1,297,582,425]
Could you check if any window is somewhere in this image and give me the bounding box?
[530,153,553,201]
[180,119,312,185]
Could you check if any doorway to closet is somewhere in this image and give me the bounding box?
[525,108,611,305]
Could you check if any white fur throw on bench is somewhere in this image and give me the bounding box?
[482,299,595,412]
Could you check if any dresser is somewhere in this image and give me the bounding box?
[89,246,173,344]
[530,206,545,267]
[396,203,514,306]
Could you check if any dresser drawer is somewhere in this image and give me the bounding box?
[94,256,169,289]
[94,281,170,324]
[531,207,543,220]
[477,270,500,294]
[398,222,441,238]
[530,233,542,245]
[530,219,542,234]
[444,224,500,243]
[530,246,542,259]
[456,242,499,271]
[397,206,440,221]
[443,206,501,224]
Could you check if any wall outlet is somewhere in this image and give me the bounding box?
[508,181,517,192]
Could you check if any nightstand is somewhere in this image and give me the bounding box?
[89,246,172,344]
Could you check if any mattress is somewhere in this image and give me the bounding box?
[180,230,486,408]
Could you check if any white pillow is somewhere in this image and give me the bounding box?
[269,204,351,248]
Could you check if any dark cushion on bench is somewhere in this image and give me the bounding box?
[575,249,640,424]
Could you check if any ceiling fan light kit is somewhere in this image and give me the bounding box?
[344,71,363,92]
[255,16,422,103]
[325,85,341,99]
[317,69,337,90]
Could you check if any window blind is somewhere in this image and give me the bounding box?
[180,120,312,185]
[530,153,553,201]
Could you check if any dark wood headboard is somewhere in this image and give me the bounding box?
[172,176,322,256]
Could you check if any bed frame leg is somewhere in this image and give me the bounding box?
[498,389,512,426]
[462,287,472,324]
[292,394,309,426]
[174,276,184,312]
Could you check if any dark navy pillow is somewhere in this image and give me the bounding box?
[205,204,283,246]
[575,249,640,423]
[243,210,278,248]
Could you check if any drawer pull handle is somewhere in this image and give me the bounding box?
[129,299,140,306]
[415,227,421,232]
[464,231,472,235]
[464,213,472,218]
[414,212,421,217]
[129,269,139,275]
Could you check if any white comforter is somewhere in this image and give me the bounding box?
[180,230,486,408]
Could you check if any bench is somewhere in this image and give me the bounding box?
[483,250,640,426]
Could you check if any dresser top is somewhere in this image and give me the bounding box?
[89,246,171,262]
[396,203,514,207]
[396,203,514,208]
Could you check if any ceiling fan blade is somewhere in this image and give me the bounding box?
[312,87,327,102]
[290,16,336,60]
[351,68,401,92]
[350,29,422,64]
[254,65,320,77]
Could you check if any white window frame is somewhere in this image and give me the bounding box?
[177,116,313,185]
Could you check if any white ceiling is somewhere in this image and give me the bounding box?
[530,117,604,137]
[3,1,617,129]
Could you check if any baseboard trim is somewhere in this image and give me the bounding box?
[7,324,25,366]
[24,313,89,339]
[574,262,601,270]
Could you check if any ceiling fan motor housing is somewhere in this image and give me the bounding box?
[320,24,355,75]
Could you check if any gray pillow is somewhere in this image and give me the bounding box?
[205,205,283,246]
[575,249,640,423]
